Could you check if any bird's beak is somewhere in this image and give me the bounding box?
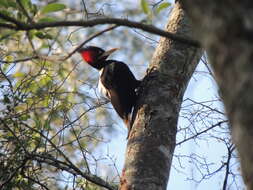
[99,48,119,59]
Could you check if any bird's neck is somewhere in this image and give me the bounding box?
[94,60,113,71]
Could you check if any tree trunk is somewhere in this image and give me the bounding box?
[180,1,253,189]
[120,2,202,190]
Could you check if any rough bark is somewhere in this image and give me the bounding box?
[180,1,253,189]
[120,3,202,190]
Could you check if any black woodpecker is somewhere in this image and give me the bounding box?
[78,46,140,138]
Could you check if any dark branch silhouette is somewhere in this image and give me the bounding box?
[0,13,200,47]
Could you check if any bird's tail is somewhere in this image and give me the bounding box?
[124,80,141,139]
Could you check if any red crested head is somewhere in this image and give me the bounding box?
[78,46,104,64]
[78,46,118,70]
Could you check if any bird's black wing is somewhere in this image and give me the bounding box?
[100,61,139,130]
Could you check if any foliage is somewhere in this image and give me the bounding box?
[41,3,66,14]
[0,0,114,189]
[140,0,171,22]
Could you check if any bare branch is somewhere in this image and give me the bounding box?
[176,120,229,146]
[30,153,116,190]
[0,56,38,64]
[0,12,23,26]
[0,23,17,30]
[22,175,50,190]
[0,15,200,47]
[223,145,236,190]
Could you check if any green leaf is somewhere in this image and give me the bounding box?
[34,117,41,129]
[34,31,44,39]
[6,0,16,8]
[39,75,51,86]
[156,2,171,13]
[4,55,14,62]
[2,62,10,72]
[35,31,53,39]
[13,72,25,78]
[41,3,66,14]
[0,10,11,17]
[20,114,30,121]
[44,120,51,129]
[3,94,11,104]
[140,0,150,14]
[31,3,38,16]
[0,0,8,8]
[20,0,30,9]
[38,17,58,23]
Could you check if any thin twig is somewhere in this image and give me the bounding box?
[0,12,22,26]
[22,175,50,190]
[222,145,235,190]
[81,0,88,19]
[176,120,228,146]
[0,56,38,64]
[30,153,116,190]
[62,25,118,61]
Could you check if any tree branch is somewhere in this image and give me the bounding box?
[19,121,115,190]
[176,120,229,146]
[0,15,200,47]
[0,56,38,64]
[0,12,23,26]
[223,145,235,190]
[0,23,17,30]
[29,153,116,190]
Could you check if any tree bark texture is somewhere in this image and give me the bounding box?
[180,1,253,189]
[120,3,202,190]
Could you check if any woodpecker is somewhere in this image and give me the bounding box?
[78,46,140,138]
